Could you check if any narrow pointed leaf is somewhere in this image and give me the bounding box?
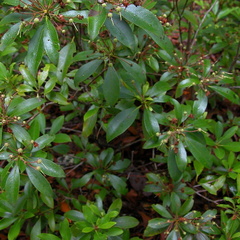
[106,107,139,142]
[103,66,120,106]
[26,166,53,197]
[43,17,60,65]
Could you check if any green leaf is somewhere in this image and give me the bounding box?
[0,22,21,51]
[40,193,54,208]
[25,25,44,76]
[54,133,71,143]
[106,107,139,142]
[185,132,213,168]
[152,204,172,218]
[179,197,194,216]
[119,58,146,84]
[74,59,103,85]
[82,106,99,137]
[8,219,23,240]
[88,5,106,40]
[44,77,56,94]
[38,64,50,87]
[60,218,71,240]
[64,210,84,221]
[98,222,116,229]
[30,218,41,240]
[193,90,208,117]
[5,165,20,204]
[50,115,64,135]
[19,64,37,88]
[115,216,139,229]
[168,149,182,181]
[30,158,65,177]
[108,174,127,194]
[143,109,160,138]
[9,98,45,117]
[103,66,120,106]
[72,172,94,189]
[31,134,55,152]
[46,92,69,105]
[222,142,240,152]
[121,5,164,37]
[176,141,188,172]
[43,17,60,65]
[26,166,53,197]
[209,86,239,104]
[0,217,18,231]
[218,126,238,143]
[10,124,31,144]
[105,14,136,50]
[38,234,61,240]
[57,42,76,82]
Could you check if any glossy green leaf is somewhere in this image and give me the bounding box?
[98,222,116,229]
[179,197,194,216]
[72,172,94,189]
[5,165,20,204]
[57,42,76,82]
[31,134,55,152]
[50,115,64,135]
[8,219,23,240]
[119,58,146,84]
[176,141,188,171]
[25,25,44,76]
[218,126,238,143]
[0,22,21,51]
[209,86,239,104]
[59,218,71,240]
[143,109,160,138]
[108,174,127,194]
[0,217,18,231]
[19,64,37,88]
[10,124,31,144]
[186,132,213,168]
[106,107,139,142]
[38,234,61,240]
[74,59,103,85]
[30,218,41,240]
[9,98,45,117]
[222,142,240,152]
[152,204,172,218]
[82,106,99,137]
[121,4,163,36]
[26,166,53,197]
[115,216,139,229]
[88,5,106,40]
[168,149,182,182]
[103,66,120,106]
[193,90,208,117]
[105,14,136,50]
[46,92,69,105]
[38,64,50,87]
[40,193,54,208]
[30,157,65,177]
[44,77,56,94]
[43,17,60,65]
[54,133,71,143]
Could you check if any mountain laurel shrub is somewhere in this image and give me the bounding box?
[0,0,240,239]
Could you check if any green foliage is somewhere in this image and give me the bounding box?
[0,0,240,238]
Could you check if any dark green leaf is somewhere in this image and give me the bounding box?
[74,59,103,85]
[108,174,127,194]
[168,149,182,181]
[57,42,76,82]
[185,132,213,168]
[209,86,239,104]
[103,66,120,106]
[26,166,53,196]
[0,217,18,231]
[50,115,64,135]
[30,157,65,177]
[9,98,45,117]
[43,17,60,65]
[115,216,139,229]
[119,58,146,84]
[106,107,139,142]
[88,5,106,40]
[38,234,61,240]
[0,22,21,51]
[105,14,136,50]
[31,134,55,152]
[5,165,20,204]
[82,106,99,137]
[152,204,172,218]
[25,25,44,76]
[222,142,240,152]
[176,141,187,172]
[10,124,31,144]
[143,109,160,138]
